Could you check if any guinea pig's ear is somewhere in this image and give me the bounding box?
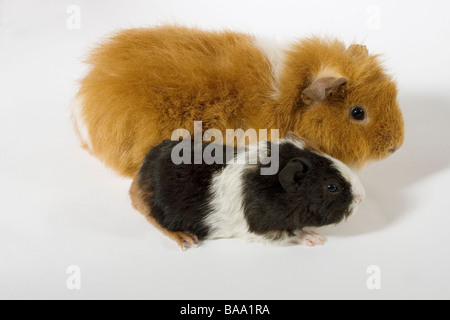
[302,76,347,103]
[279,158,310,193]
[347,44,369,59]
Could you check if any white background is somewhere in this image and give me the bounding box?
[1,0,450,300]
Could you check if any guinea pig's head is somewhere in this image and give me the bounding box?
[277,138,365,227]
[280,38,404,168]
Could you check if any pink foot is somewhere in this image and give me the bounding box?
[299,230,326,247]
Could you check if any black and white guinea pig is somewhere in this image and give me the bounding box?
[130,134,365,249]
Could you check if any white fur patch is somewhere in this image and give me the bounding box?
[252,36,289,98]
[71,95,93,150]
[323,154,365,216]
[204,161,250,240]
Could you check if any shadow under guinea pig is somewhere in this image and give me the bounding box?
[319,93,450,237]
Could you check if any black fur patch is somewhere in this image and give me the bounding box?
[242,141,353,235]
[138,140,233,239]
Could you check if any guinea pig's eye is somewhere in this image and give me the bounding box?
[327,184,339,193]
[350,106,366,121]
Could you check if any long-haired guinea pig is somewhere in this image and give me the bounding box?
[129,134,365,249]
[74,25,404,177]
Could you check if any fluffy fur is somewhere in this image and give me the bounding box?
[75,26,404,177]
[130,136,365,248]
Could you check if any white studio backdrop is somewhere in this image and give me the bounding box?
[1,0,450,299]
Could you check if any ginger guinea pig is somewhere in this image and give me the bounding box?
[73,26,404,177]
[130,134,365,249]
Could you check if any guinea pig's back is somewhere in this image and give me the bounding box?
[76,26,273,178]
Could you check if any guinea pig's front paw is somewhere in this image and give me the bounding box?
[173,232,199,251]
[298,230,326,247]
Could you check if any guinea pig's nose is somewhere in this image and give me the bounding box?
[355,195,364,205]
